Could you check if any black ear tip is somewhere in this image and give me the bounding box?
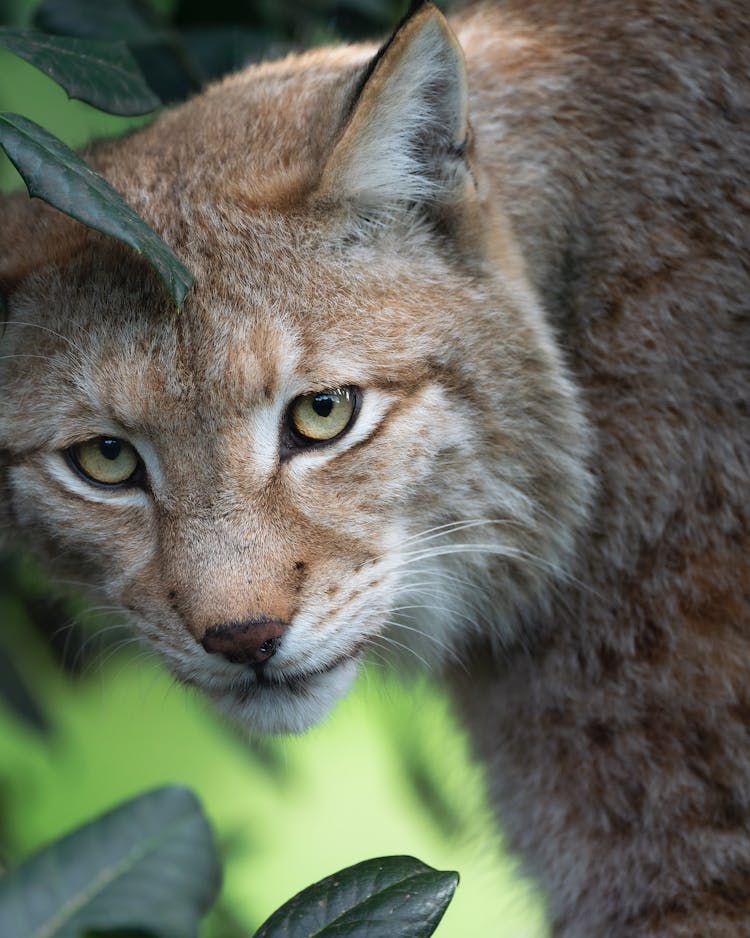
[403,0,440,26]
[392,0,440,38]
[357,0,443,96]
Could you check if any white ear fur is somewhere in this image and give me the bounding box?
[320,3,470,211]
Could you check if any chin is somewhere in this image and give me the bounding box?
[206,657,361,735]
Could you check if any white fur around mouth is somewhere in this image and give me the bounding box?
[224,639,367,694]
[200,652,363,735]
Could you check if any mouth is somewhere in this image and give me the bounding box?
[231,642,369,699]
[200,650,364,735]
[160,628,373,735]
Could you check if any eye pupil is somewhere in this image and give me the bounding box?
[312,395,334,418]
[99,438,122,461]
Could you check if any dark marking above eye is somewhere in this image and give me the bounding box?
[294,560,308,591]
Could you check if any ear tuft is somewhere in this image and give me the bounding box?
[319,3,470,215]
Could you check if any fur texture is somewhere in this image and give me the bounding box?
[1,2,748,934]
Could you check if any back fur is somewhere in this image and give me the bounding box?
[1,2,748,934]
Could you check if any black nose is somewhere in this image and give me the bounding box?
[201,618,287,665]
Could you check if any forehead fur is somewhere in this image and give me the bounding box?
[0,210,488,457]
[0,13,529,454]
[88,44,374,225]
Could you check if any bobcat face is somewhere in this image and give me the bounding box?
[0,4,591,733]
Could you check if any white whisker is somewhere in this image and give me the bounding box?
[384,615,468,671]
[2,320,89,358]
[0,354,60,363]
[357,517,526,571]
[370,630,433,671]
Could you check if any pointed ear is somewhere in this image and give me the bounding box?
[317,2,471,216]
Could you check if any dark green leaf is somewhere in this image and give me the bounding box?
[127,39,202,104]
[180,25,285,83]
[0,786,220,938]
[33,0,166,44]
[0,29,160,116]
[0,0,29,28]
[254,855,458,938]
[33,0,204,103]
[0,113,194,307]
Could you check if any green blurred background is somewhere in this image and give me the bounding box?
[0,1,547,933]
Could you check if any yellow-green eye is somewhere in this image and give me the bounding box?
[69,437,140,486]
[289,387,357,443]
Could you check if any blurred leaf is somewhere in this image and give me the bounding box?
[34,0,167,45]
[180,25,288,80]
[0,113,194,307]
[0,29,160,115]
[127,40,201,102]
[199,901,249,938]
[84,931,153,937]
[0,0,30,28]
[254,855,458,938]
[0,786,220,938]
[0,552,100,679]
[403,755,465,839]
[0,636,48,732]
[34,0,203,101]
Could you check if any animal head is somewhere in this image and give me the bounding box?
[0,3,591,733]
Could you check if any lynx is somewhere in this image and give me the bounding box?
[1,1,748,934]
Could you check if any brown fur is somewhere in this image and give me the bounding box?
[1,2,749,934]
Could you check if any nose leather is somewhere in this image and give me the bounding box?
[201,618,288,665]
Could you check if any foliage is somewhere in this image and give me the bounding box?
[0,28,159,113]
[0,617,544,937]
[0,786,458,938]
[0,112,193,305]
[0,786,220,938]
[0,0,448,302]
[0,26,191,304]
[254,855,457,938]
